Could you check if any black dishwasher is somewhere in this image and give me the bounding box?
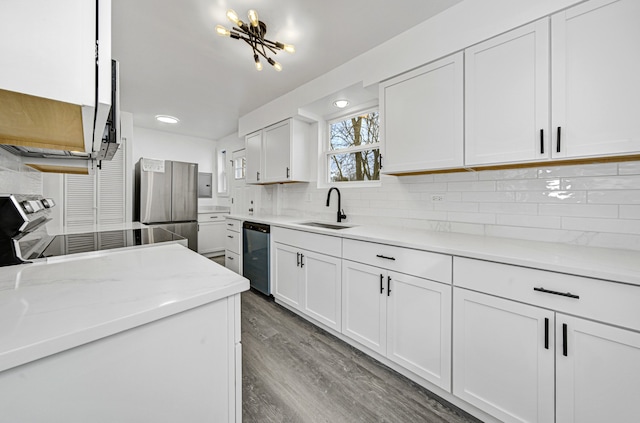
[242,221,271,296]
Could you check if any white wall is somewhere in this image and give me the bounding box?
[131,126,218,207]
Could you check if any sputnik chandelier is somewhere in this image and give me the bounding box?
[216,8,295,71]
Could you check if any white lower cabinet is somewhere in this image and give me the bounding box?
[271,228,342,331]
[342,260,452,391]
[224,218,242,274]
[453,288,554,423]
[556,314,640,423]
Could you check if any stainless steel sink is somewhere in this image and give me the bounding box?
[298,221,353,230]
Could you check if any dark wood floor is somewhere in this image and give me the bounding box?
[241,290,480,423]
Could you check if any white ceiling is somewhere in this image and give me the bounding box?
[112,0,463,141]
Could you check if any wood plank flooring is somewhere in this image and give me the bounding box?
[241,290,480,423]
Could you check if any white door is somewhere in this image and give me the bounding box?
[465,19,550,166]
[272,242,301,309]
[301,250,342,331]
[452,288,554,423]
[262,120,291,183]
[551,0,640,159]
[381,52,463,173]
[341,260,387,355]
[386,272,452,391]
[556,314,640,423]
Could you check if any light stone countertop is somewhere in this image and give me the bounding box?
[0,244,249,373]
[228,213,640,286]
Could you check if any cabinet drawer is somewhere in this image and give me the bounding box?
[225,230,241,254]
[454,257,640,331]
[343,239,451,283]
[225,251,240,274]
[272,227,341,257]
[197,213,226,223]
[225,219,242,233]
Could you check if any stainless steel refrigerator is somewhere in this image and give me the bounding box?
[135,158,198,251]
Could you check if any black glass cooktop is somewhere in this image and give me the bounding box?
[36,227,185,259]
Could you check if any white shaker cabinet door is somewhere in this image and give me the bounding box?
[341,261,387,356]
[386,272,452,391]
[556,314,640,423]
[381,52,463,173]
[301,250,342,331]
[551,0,640,159]
[453,288,554,423]
[245,131,262,184]
[465,19,550,166]
[272,242,301,309]
[262,120,291,183]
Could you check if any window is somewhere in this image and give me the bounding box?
[216,149,228,196]
[233,156,246,180]
[327,110,380,183]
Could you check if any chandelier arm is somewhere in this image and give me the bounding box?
[261,38,284,51]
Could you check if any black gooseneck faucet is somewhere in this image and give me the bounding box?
[326,187,347,223]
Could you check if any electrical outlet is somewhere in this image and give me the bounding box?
[431,194,445,202]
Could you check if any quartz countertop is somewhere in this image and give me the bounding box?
[228,213,640,286]
[0,244,249,372]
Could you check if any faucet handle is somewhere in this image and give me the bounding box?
[339,209,347,220]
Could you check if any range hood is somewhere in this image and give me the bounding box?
[0,59,119,175]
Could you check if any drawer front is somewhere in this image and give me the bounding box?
[197,212,226,223]
[225,230,241,254]
[225,218,242,232]
[272,227,342,257]
[225,251,240,274]
[343,239,452,284]
[454,257,640,331]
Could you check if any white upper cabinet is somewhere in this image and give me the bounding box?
[244,118,310,184]
[380,52,463,173]
[551,0,640,159]
[465,19,550,166]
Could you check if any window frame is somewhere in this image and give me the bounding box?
[321,105,382,188]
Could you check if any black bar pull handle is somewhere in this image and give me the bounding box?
[556,127,562,153]
[563,323,568,356]
[300,254,304,268]
[533,287,579,299]
[540,129,544,154]
[297,252,300,267]
[257,171,260,181]
[387,276,391,297]
[286,167,290,178]
[376,254,396,261]
[544,318,549,350]
[380,274,384,294]
[379,154,383,170]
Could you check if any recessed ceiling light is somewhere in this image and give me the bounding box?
[333,100,349,108]
[155,115,180,124]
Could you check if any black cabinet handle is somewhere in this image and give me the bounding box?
[376,254,396,261]
[387,276,391,297]
[563,323,568,356]
[556,127,562,153]
[257,171,260,181]
[227,235,234,239]
[534,287,579,299]
[540,129,544,154]
[544,318,549,350]
[380,274,384,294]
[300,254,304,268]
[227,256,234,260]
[286,167,290,178]
[297,252,300,267]
[379,154,383,170]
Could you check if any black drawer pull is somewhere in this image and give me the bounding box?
[540,129,544,154]
[300,254,304,268]
[297,252,300,267]
[387,276,391,297]
[228,256,234,260]
[376,254,396,261]
[380,274,384,294]
[227,235,234,239]
[533,287,579,299]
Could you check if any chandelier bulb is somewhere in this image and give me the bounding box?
[215,24,231,37]
[226,9,241,26]
[248,9,259,27]
[283,44,295,54]
[268,57,283,72]
[254,54,263,71]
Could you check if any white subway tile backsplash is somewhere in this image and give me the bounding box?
[497,214,562,229]
[280,160,640,251]
[588,190,640,204]
[538,204,618,218]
